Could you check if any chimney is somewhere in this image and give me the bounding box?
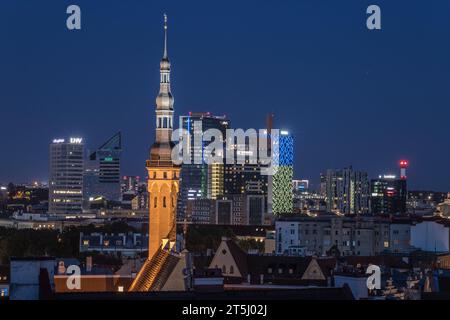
[86,256,93,273]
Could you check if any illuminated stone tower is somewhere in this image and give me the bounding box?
[129,15,191,293]
[147,14,180,259]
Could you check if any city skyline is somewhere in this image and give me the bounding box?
[2,1,450,303]
[1,1,450,191]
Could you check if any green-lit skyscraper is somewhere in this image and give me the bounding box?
[271,131,294,215]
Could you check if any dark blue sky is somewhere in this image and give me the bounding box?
[1,0,450,191]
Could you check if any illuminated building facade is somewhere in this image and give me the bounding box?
[145,15,180,260]
[370,175,407,215]
[323,166,369,215]
[49,138,84,215]
[130,15,190,293]
[177,112,229,221]
[272,131,294,215]
[83,132,122,205]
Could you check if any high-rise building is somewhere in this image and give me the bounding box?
[371,175,407,215]
[224,162,268,196]
[177,112,229,221]
[84,132,122,205]
[323,166,369,215]
[272,131,294,215]
[49,137,84,215]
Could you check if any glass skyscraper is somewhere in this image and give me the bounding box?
[49,137,84,215]
[83,132,122,205]
[177,112,229,222]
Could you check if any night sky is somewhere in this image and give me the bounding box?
[1,0,450,191]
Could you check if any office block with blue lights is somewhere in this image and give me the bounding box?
[272,131,294,215]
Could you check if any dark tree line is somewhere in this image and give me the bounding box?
[0,221,136,265]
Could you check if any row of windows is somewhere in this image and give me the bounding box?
[152,196,175,208]
[151,171,178,179]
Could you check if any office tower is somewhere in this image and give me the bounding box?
[214,195,245,225]
[324,166,369,215]
[272,131,294,215]
[177,112,229,222]
[49,137,84,215]
[247,194,265,225]
[84,132,122,205]
[224,163,268,196]
[371,175,407,215]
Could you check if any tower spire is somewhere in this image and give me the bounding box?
[163,14,168,59]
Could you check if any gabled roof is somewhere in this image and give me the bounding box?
[225,239,248,276]
[212,238,335,285]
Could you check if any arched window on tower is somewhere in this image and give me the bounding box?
[163,118,168,128]
[163,197,167,208]
[154,197,157,208]
[158,117,162,128]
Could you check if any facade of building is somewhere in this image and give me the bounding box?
[322,166,369,215]
[370,175,407,215]
[84,132,122,206]
[275,215,411,256]
[49,138,84,215]
[271,131,294,215]
[177,112,230,222]
[411,220,450,253]
[9,257,55,300]
[185,198,215,224]
[79,232,148,257]
[209,237,336,287]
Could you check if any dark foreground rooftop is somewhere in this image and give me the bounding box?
[54,286,354,300]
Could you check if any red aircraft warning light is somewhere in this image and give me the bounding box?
[399,160,409,180]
